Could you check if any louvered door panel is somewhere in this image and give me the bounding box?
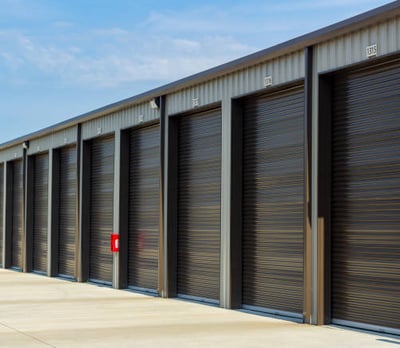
[58,146,77,278]
[177,109,221,302]
[331,58,400,331]
[128,124,160,291]
[32,153,49,274]
[11,160,23,270]
[89,136,114,284]
[242,86,305,316]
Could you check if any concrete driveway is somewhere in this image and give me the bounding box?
[0,269,398,347]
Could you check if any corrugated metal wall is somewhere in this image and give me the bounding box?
[0,146,23,163]
[81,104,159,140]
[167,51,305,115]
[317,16,400,72]
[28,127,77,155]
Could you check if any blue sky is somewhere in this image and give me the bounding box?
[0,0,393,143]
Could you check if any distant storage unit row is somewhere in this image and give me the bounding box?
[0,2,399,335]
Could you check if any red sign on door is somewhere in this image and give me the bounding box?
[111,234,120,252]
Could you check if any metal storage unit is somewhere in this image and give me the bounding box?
[331,58,400,332]
[0,0,397,332]
[128,123,160,292]
[89,135,114,284]
[177,108,221,303]
[31,153,49,274]
[58,146,77,278]
[10,159,23,270]
[241,86,305,317]
[0,163,3,267]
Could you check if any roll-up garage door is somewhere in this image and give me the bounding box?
[11,160,23,270]
[0,163,3,267]
[128,124,160,291]
[58,146,77,278]
[177,109,221,303]
[242,86,305,317]
[32,153,49,274]
[331,59,400,332]
[89,135,114,284]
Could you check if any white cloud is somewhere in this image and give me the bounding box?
[1,0,390,91]
[0,27,255,89]
[144,7,290,36]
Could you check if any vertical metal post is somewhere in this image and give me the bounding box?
[311,46,320,325]
[22,147,28,272]
[303,46,313,324]
[112,130,121,289]
[1,163,5,267]
[159,96,166,296]
[161,101,169,298]
[117,130,129,289]
[4,161,12,269]
[75,123,87,282]
[47,149,54,276]
[317,74,333,325]
[220,97,231,309]
[164,108,178,298]
[229,99,243,309]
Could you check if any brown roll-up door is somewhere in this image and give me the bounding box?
[32,153,49,274]
[11,160,23,270]
[331,58,400,332]
[128,124,160,291]
[177,109,221,303]
[58,146,77,278]
[0,163,3,267]
[242,86,305,317]
[89,135,114,284]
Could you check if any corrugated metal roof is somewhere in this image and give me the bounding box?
[1,0,399,150]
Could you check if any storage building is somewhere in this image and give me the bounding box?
[0,2,399,335]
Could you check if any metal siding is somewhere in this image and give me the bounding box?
[32,153,49,274]
[0,146,23,162]
[331,58,400,331]
[82,115,115,140]
[167,52,304,115]
[242,86,305,315]
[25,127,77,156]
[11,160,23,270]
[28,138,51,155]
[0,163,3,267]
[89,135,114,284]
[51,127,77,148]
[317,17,400,72]
[58,146,77,278]
[82,104,159,140]
[128,124,160,291]
[177,108,221,302]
